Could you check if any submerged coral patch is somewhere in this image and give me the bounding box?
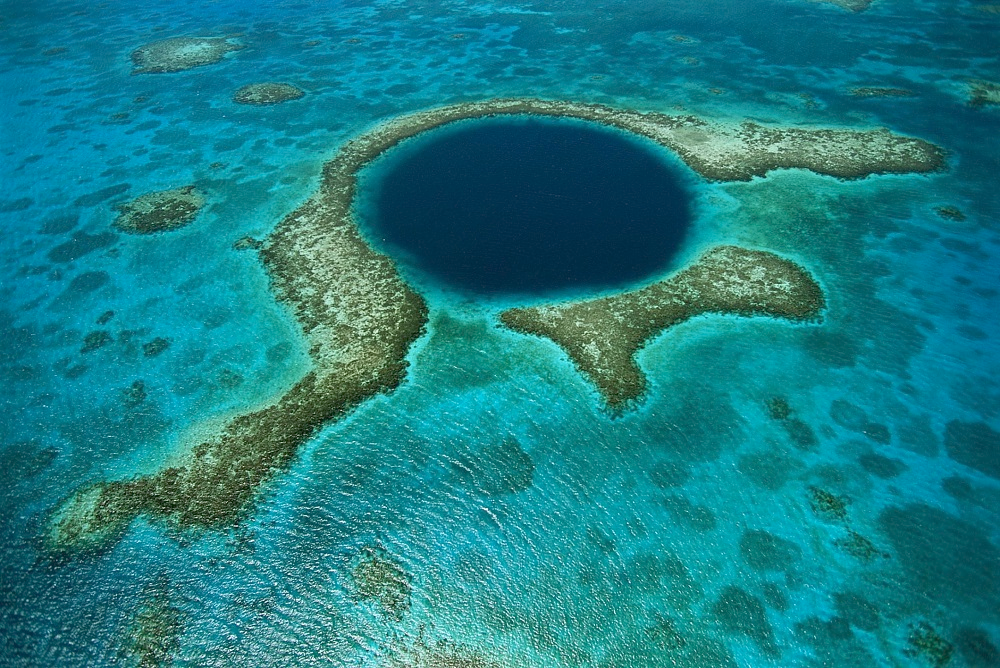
[233,82,305,105]
[350,545,412,619]
[850,87,915,98]
[944,420,1000,479]
[113,186,204,234]
[969,80,1000,108]
[131,37,243,74]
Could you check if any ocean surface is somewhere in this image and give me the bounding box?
[1,0,998,666]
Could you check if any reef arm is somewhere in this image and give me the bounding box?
[500,246,825,411]
[44,139,428,557]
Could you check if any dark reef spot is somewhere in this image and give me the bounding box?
[661,495,716,532]
[649,460,690,488]
[762,582,788,612]
[957,324,988,341]
[907,622,954,668]
[834,530,883,562]
[81,330,112,353]
[96,310,115,325]
[784,418,819,450]
[123,380,147,408]
[364,117,692,296]
[233,236,263,251]
[73,183,130,207]
[934,205,966,222]
[898,414,939,457]
[143,337,170,357]
[833,591,880,632]
[830,398,868,431]
[47,231,117,263]
[712,585,778,656]
[808,486,848,522]
[450,435,534,496]
[350,545,411,619]
[40,215,79,235]
[877,503,1000,612]
[0,441,59,482]
[945,420,1000,479]
[0,197,33,213]
[803,329,859,368]
[739,529,801,573]
[858,451,907,479]
[737,449,801,490]
[68,271,110,294]
[765,396,791,420]
[955,627,1000,668]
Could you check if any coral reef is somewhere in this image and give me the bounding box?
[43,96,942,554]
[122,576,184,668]
[712,585,779,657]
[449,436,534,496]
[387,638,501,668]
[232,82,305,106]
[834,530,883,561]
[113,186,204,235]
[817,0,873,11]
[764,396,818,449]
[44,94,429,554]
[944,420,1000,479]
[850,87,915,98]
[969,80,1000,108]
[81,330,112,353]
[934,205,967,222]
[232,236,263,251]
[907,622,954,668]
[808,486,848,522]
[501,246,825,410]
[131,37,243,74]
[350,545,412,619]
[142,337,170,357]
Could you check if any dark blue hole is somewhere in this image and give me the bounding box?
[363,117,692,297]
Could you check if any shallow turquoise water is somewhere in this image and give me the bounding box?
[1,0,998,666]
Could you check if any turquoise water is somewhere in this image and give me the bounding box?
[1,0,998,666]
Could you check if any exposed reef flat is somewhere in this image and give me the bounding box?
[329,98,943,183]
[233,82,305,106]
[969,79,1000,108]
[131,37,243,74]
[501,246,825,410]
[112,186,204,234]
[43,96,931,554]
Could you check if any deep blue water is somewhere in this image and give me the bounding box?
[365,118,691,296]
[1,0,999,665]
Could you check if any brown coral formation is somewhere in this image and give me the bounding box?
[501,246,825,410]
[131,37,243,74]
[113,186,204,234]
[232,82,305,106]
